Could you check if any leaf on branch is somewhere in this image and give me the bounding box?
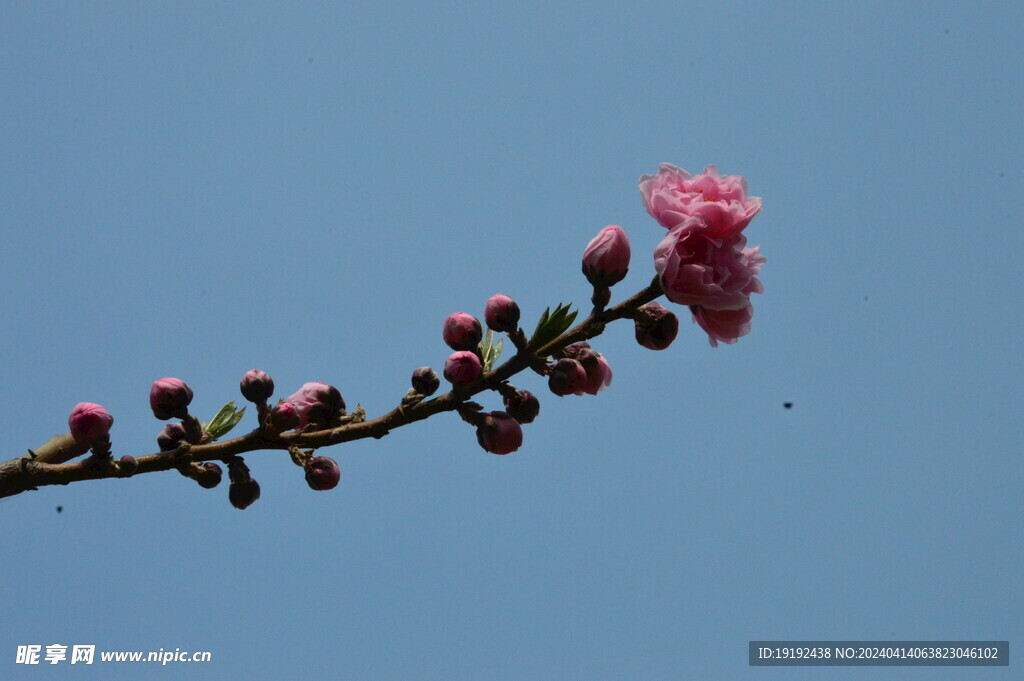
[478,329,504,372]
[528,303,578,350]
[204,401,247,442]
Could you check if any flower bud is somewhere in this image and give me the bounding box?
[582,225,631,288]
[411,367,440,396]
[157,422,188,452]
[444,351,483,385]
[304,456,341,491]
[634,302,679,350]
[475,411,523,455]
[118,455,138,477]
[583,353,613,395]
[229,479,261,509]
[484,294,520,333]
[442,312,483,351]
[286,382,346,430]
[68,403,114,444]
[240,369,274,404]
[269,401,301,431]
[503,389,540,424]
[150,377,193,420]
[196,462,223,489]
[548,358,588,396]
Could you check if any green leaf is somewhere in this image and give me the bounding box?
[478,330,506,372]
[204,401,247,442]
[528,302,578,350]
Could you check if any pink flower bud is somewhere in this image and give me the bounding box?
[286,382,346,430]
[118,455,138,477]
[150,377,193,420]
[476,411,523,455]
[196,462,223,489]
[270,401,301,431]
[157,422,187,452]
[582,225,631,288]
[229,479,261,509]
[503,389,540,424]
[548,358,588,396]
[442,312,483,351]
[68,403,113,444]
[411,367,441,396]
[583,353,613,395]
[227,457,259,509]
[304,456,341,491]
[240,369,274,404]
[444,351,483,384]
[484,294,521,333]
[634,302,679,350]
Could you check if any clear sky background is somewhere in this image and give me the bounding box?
[1,2,1021,679]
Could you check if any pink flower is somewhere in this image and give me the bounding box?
[653,216,766,310]
[582,225,631,288]
[691,304,754,347]
[639,163,762,238]
[68,402,113,444]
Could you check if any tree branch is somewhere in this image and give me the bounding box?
[0,278,663,501]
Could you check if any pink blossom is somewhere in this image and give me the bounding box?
[582,225,631,287]
[691,304,754,348]
[639,163,762,238]
[653,216,766,310]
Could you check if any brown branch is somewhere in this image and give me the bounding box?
[0,277,663,500]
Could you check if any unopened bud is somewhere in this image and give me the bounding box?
[503,389,540,424]
[548,358,588,396]
[150,377,193,420]
[442,312,483,351]
[411,367,440,396]
[157,422,188,452]
[634,302,679,350]
[240,369,275,403]
[229,479,261,509]
[582,225,631,288]
[196,462,223,489]
[270,401,301,431]
[304,456,341,491]
[475,411,523,455]
[118,455,138,477]
[68,402,113,444]
[286,382,346,429]
[484,294,520,333]
[444,351,483,385]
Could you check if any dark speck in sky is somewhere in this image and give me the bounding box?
[56,506,63,513]
[783,402,793,409]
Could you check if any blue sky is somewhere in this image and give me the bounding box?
[1,1,1021,679]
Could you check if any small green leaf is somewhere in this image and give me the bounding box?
[528,302,578,350]
[204,401,247,442]
[479,329,505,372]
